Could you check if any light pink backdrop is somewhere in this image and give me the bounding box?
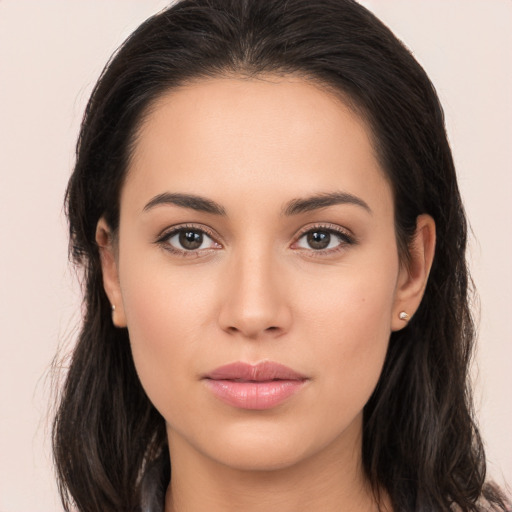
[0,1,510,509]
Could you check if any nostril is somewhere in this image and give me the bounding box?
[224,325,281,337]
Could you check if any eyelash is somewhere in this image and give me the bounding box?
[156,224,221,258]
[155,223,356,257]
[292,223,356,256]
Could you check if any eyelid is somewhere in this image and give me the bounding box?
[291,222,356,253]
[154,222,355,257]
[155,223,223,255]
[156,223,219,241]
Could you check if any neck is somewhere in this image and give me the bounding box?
[164,416,389,512]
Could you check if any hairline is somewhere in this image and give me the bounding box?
[115,69,407,262]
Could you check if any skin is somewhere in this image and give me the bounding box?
[97,75,435,512]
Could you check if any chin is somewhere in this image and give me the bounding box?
[186,415,356,474]
[211,441,312,473]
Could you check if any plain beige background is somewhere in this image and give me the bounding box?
[0,1,510,510]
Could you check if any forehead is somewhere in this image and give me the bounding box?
[124,75,392,215]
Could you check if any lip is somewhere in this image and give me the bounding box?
[203,361,308,410]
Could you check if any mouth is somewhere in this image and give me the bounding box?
[202,361,308,410]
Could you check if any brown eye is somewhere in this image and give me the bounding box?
[294,226,354,253]
[306,231,331,250]
[179,230,203,250]
[163,227,220,253]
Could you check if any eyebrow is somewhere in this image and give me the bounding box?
[142,190,371,217]
[283,191,372,216]
[143,192,227,216]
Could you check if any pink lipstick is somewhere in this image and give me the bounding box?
[203,361,307,410]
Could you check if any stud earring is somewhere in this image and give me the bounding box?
[399,311,409,321]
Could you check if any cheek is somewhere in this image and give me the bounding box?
[118,252,217,416]
[296,254,397,342]
[295,258,398,410]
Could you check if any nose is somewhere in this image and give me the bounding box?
[217,249,292,339]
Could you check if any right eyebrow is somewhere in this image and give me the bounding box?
[142,192,227,216]
[283,191,372,216]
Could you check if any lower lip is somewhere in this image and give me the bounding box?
[204,379,306,410]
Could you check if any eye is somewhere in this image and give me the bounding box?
[294,226,354,252]
[158,226,221,254]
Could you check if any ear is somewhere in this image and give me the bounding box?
[391,214,436,331]
[95,217,127,328]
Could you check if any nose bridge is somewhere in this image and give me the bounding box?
[218,239,290,338]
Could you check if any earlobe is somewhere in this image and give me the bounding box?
[95,218,127,328]
[391,214,436,331]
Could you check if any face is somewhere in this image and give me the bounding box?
[100,76,420,473]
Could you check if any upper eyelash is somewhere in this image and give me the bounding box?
[155,222,356,256]
[156,223,217,241]
[155,224,221,255]
[294,223,356,246]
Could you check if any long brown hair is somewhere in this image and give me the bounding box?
[53,1,509,510]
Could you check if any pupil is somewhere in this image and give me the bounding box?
[307,231,330,249]
[179,230,203,250]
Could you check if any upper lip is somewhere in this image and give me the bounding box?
[204,361,307,382]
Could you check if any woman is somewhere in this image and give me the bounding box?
[52,0,510,510]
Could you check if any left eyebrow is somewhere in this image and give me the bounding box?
[283,191,372,216]
[142,192,227,216]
